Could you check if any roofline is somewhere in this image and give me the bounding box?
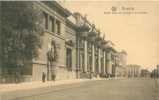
[53,1,71,16]
[42,1,71,17]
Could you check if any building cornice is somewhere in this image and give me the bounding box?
[41,1,71,17]
[37,2,66,23]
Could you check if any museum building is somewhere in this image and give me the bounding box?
[0,1,127,83]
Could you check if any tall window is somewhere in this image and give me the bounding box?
[44,12,48,30]
[101,57,104,73]
[66,48,72,70]
[95,47,98,73]
[95,56,98,73]
[88,54,92,71]
[56,20,61,34]
[105,54,107,73]
[50,17,55,32]
[79,53,84,72]
[43,12,61,35]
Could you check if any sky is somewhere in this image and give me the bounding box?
[60,1,159,70]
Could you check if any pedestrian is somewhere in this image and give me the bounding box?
[42,72,46,83]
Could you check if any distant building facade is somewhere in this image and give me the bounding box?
[103,41,116,77]
[140,69,151,78]
[115,50,127,77]
[127,64,141,78]
[151,65,159,78]
[0,1,127,83]
[157,65,159,78]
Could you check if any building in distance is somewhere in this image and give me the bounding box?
[126,64,141,78]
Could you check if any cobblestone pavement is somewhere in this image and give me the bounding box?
[1,79,159,100]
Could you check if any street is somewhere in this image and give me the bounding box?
[1,79,159,100]
[34,79,159,100]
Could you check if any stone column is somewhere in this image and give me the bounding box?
[76,38,80,78]
[92,44,95,73]
[103,51,106,74]
[49,16,52,32]
[47,15,50,30]
[107,52,112,76]
[98,48,101,73]
[84,40,87,72]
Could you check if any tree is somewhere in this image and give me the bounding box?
[1,1,44,81]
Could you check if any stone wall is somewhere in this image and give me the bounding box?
[31,2,77,81]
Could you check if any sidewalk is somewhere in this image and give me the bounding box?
[0,78,105,94]
[0,78,125,100]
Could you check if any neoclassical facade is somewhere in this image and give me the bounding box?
[74,13,107,78]
[115,50,127,77]
[31,1,124,81]
[126,64,141,78]
[31,1,77,81]
[0,1,127,83]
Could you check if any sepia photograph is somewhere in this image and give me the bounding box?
[0,0,159,100]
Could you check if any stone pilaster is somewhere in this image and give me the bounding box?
[47,14,50,30]
[84,40,87,72]
[76,38,80,78]
[98,48,101,73]
[107,52,112,76]
[103,51,106,74]
[92,44,95,72]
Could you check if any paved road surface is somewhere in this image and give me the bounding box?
[2,79,159,100]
